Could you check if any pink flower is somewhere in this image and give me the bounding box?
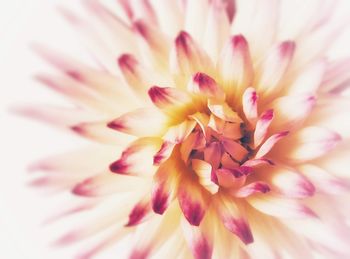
[20,0,350,258]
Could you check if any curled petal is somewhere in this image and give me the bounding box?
[204,142,222,169]
[242,158,274,167]
[192,159,219,194]
[180,131,206,162]
[255,131,289,158]
[215,168,245,189]
[208,99,242,123]
[163,120,197,143]
[222,138,249,162]
[242,87,258,123]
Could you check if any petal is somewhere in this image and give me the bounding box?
[242,158,274,167]
[253,109,274,147]
[270,94,316,131]
[247,194,317,219]
[182,218,213,259]
[208,99,242,123]
[178,178,209,226]
[203,0,231,61]
[151,159,179,214]
[255,41,296,98]
[170,31,213,86]
[71,121,134,145]
[163,120,197,143]
[180,131,206,162]
[235,182,270,198]
[242,87,258,123]
[35,74,118,114]
[188,72,225,101]
[108,108,168,137]
[231,0,279,61]
[268,167,315,198]
[153,141,176,166]
[72,173,146,197]
[148,86,193,110]
[218,35,253,105]
[255,131,289,158]
[110,137,162,175]
[298,164,349,195]
[125,198,151,227]
[215,168,245,189]
[222,138,249,162]
[287,59,326,95]
[214,193,254,244]
[204,142,222,170]
[321,58,350,94]
[285,127,341,162]
[192,159,219,195]
[184,0,209,42]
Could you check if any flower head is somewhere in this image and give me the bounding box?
[22,0,350,258]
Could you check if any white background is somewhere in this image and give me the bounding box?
[1,0,350,259]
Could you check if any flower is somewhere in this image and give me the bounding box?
[20,0,350,258]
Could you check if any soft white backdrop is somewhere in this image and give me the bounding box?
[1,0,350,259]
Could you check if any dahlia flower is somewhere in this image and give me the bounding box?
[20,0,350,258]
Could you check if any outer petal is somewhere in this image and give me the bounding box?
[108,108,168,137]
[170,31,213,86]
[255,131,289,158]
[235,182,270,198]
[267,167,315,198]
[184,0,209,43]
[109,137,162,175]
[214,193,254,244]
[218,35,253,105]
[178,177,210,226]
[203,0,231,61]
[270,94,316,131]
[284,127,341,162]
[255,41,295,98]
[298,164,349,195]
[247,194,317,219]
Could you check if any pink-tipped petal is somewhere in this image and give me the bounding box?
[247,194,317,219]
[255,41,296,97]
[163,120,197,144]
[269,167,315,198]
[188,72,225,100]
[299,164,349,195]
[285,127,341,162]
[242,87,258,123]
[126,199,151,227]
[215,194,254,244]
[235,182,271,198]
[218,35,253,104]
[148,86,192,110]
[108,108,167,137]
[255,131,289,158]
[254,109,274,147]
[270,94,316,131]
